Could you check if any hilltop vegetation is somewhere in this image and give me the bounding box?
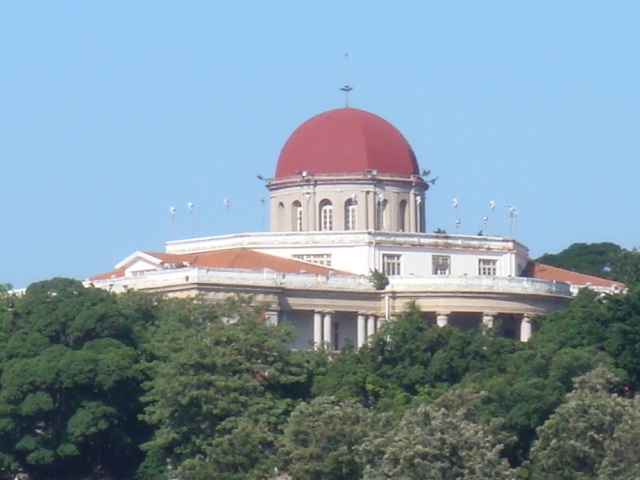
[0,259,640,478]
[536,242,640,286]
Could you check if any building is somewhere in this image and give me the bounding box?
[89,106,624,348]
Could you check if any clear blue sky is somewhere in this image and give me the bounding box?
[2,1,639,288]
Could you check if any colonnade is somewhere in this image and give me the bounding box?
[308,310,534,351]
[313,311,380,350]
[435,311,534,342]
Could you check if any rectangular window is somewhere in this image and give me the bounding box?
[292,254,332,267]
[478,259,497,276]
[382,254,402,276]
[432,255,450,275]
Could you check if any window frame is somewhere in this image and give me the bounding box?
[291,201,302,231]
[432,255,451,275]
[292,253,332,267]
[478,258,498,276]
[382,253,402,276]
[319,200,333,231]
[344,199,357,231]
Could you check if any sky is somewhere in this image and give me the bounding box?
[1,1,639,288]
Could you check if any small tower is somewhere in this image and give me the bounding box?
[267,107,428,233]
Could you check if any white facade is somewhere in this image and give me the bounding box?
[90,229,569,348]
[165,230,530,279]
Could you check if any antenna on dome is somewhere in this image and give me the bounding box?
[187,202,195,237]
[340,53,353,107]
[223,199,231,233]
[489,200,496,236]
[452,198,460,233]
[508,205,518,238]
[169,206,176,239]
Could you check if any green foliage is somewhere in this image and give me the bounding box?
[525,367,631,480]
[610,247,640,287]
[461,344,609,466]
[313,303,486,411]
[369,269,389,290]
[533,287,640,386]
[596,395,640,479]
[361,389,515,480]
[536,242,622,278]
[535,242,640,287]
[278,396,374,480]
[137,296,316,480]
[0,278,147,480]
[177,418,278,480]
[2,270,640,479]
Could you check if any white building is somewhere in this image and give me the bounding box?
[89,106,624,348]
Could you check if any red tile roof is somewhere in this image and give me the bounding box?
[90,248,350,281]
[526,262,626,290]
[89,268,126,281]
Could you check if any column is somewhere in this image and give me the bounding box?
[367,191,376,230]
[304,191,312,231]
[482,313,494,331]
[265,311,279,326]
[520,315,532,342]
[391,191,399,231]
[357,314,367,349]
[313,312,323,350]
[408,190,416,233]
[436,312,449,328]
[309,189,317,231]
[323,312,333,350]
[367,315,377,340]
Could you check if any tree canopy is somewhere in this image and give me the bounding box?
[0,278,148,480]
[536,242,640,287]
[2,261,640,479]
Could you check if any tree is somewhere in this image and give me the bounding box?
[313,303,485,411]
[176,418,278,480]
[460,342,611,467]
[360,389,515,480]
[525,367,628,480]
[535,242,622,278]
[369,269,389,290]
[596,395,640,479]
[277,396,374,480]
[535,241,640,287]
[137,295,316,480]
[532,287,640,388]
[610,247,640,287]
[0,278,147,480]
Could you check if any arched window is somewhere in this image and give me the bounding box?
[376,198,387,230]
[344,198,357,230]
[319,199,333,231]
[292,201,302,231]
[398,200,407,232]
[278,202,285,231]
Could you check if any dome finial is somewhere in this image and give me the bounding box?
[340,53,353,107]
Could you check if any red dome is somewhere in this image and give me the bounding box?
[275,108,419,178]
